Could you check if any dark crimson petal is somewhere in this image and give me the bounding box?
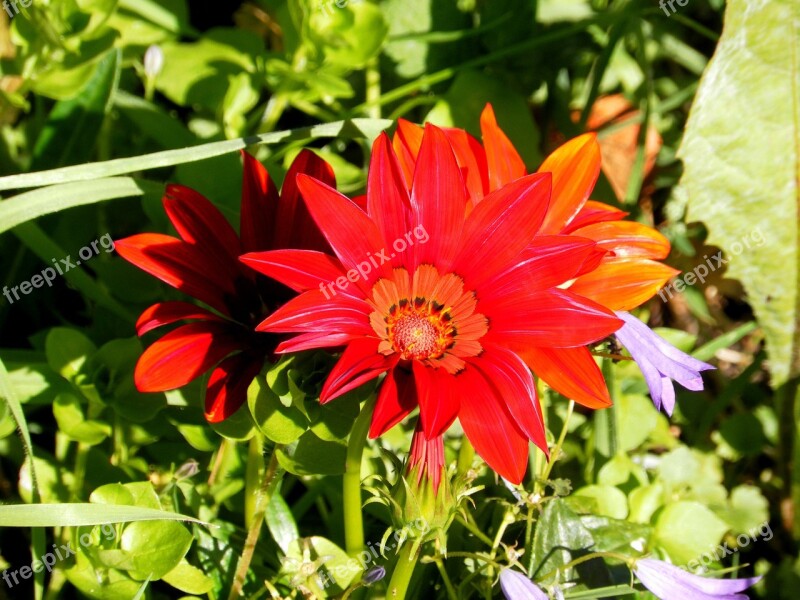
[116,233,237,315]
[240,151,279,253]
[136,301,225,336]
[275,149,336,253]
[134,322,241,392]
[204,353,264,423]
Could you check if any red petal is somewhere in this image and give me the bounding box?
[163,185,242,260]
[570,220,671,259]
[256,290,372,334]
[538,134,601,234]
[452,173,551,288]
[485,288,622,348]
[480,104,527,192]
[477,236,601,302]
[275,332,358,353]
[240,249,350,294]
[320,339,398,403]
[136,301,225,336]
[367,134,415,269]
[240,151,279,252]
[116,234,236,315]
[444,127,490,206]
[204,353,264,423]
[473,345,547,454]
[562,200,628,233]
[520,346,611,408]
[134,322,241,392]
[392,119,424,189]
[369,367,417,438]
[458,366,529,484]
[569,258,680,311]
[413,362,460,438]
[411,124,469,270]
[296,175,391,291]
[274,149,336,252]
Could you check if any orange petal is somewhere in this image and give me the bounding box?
[537,133,601,234]
[480,104,526,192]
[392,119,424,189]
[569,257,680,311]
[520,346,611,409]
[570,220,671,259]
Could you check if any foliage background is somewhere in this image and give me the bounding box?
[0,0,797,598]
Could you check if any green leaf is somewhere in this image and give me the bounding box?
[570,485,628,520]
[721,485,769,535]
[678,0,800,386]
[0,118,391,191]
[276,431,347,476]
[307,1,389,69]
[45,327,97,381]
[119,520,193,580]
[285,536,357,593]
[265,493,299,553]
[90,482,162,510]
[53,393,111,445]
[31,49,120,170]
[0,503,206,527]
[248,375,307,444]
[531,498,595,581]
[654,501,729,564]
[160,560,214,594]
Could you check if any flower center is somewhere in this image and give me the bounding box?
[388,308,449,360]
[368,265,488,373]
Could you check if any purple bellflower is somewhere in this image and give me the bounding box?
[499,569,549,600]
[614,311,714,415]
[634,558,760,600]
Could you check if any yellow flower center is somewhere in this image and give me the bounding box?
[368,265,488,373]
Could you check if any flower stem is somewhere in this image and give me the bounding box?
[540,400,574,484]
[388,543,419,599]
[228,444,283,600]
[344,395,376,558]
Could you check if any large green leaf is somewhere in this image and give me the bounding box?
[677,0,800,387]
[0,503,206,527]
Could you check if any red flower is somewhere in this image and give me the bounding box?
[241,125,622,483]
[390,105,679,408]
[116,150,334,423]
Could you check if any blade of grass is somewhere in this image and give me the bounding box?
[0,357,45,599]
[0,503,208,527]
[0,119,391,192]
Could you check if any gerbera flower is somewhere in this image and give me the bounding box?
[116,150,334,423]
[390,104,679,407]
[633,558,760,600]
[241,124,622,482]
[614,312,714,415]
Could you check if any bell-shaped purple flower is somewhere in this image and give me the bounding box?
[499,569,549,600]
[614,312,714,415]
[634,558,760,600]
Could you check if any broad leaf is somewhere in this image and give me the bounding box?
[678,0,800,386]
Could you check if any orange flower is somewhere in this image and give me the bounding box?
[390,105,678,407]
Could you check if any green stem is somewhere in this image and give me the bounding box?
[540,400,574,485]
[456,514,493,547]
[344,395,376,558]
[228,446,283,600]
[244,435,263,528]
[388,543,419,600]
[434,557,458,600]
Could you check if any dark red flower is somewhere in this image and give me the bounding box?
[116,150,334,423]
